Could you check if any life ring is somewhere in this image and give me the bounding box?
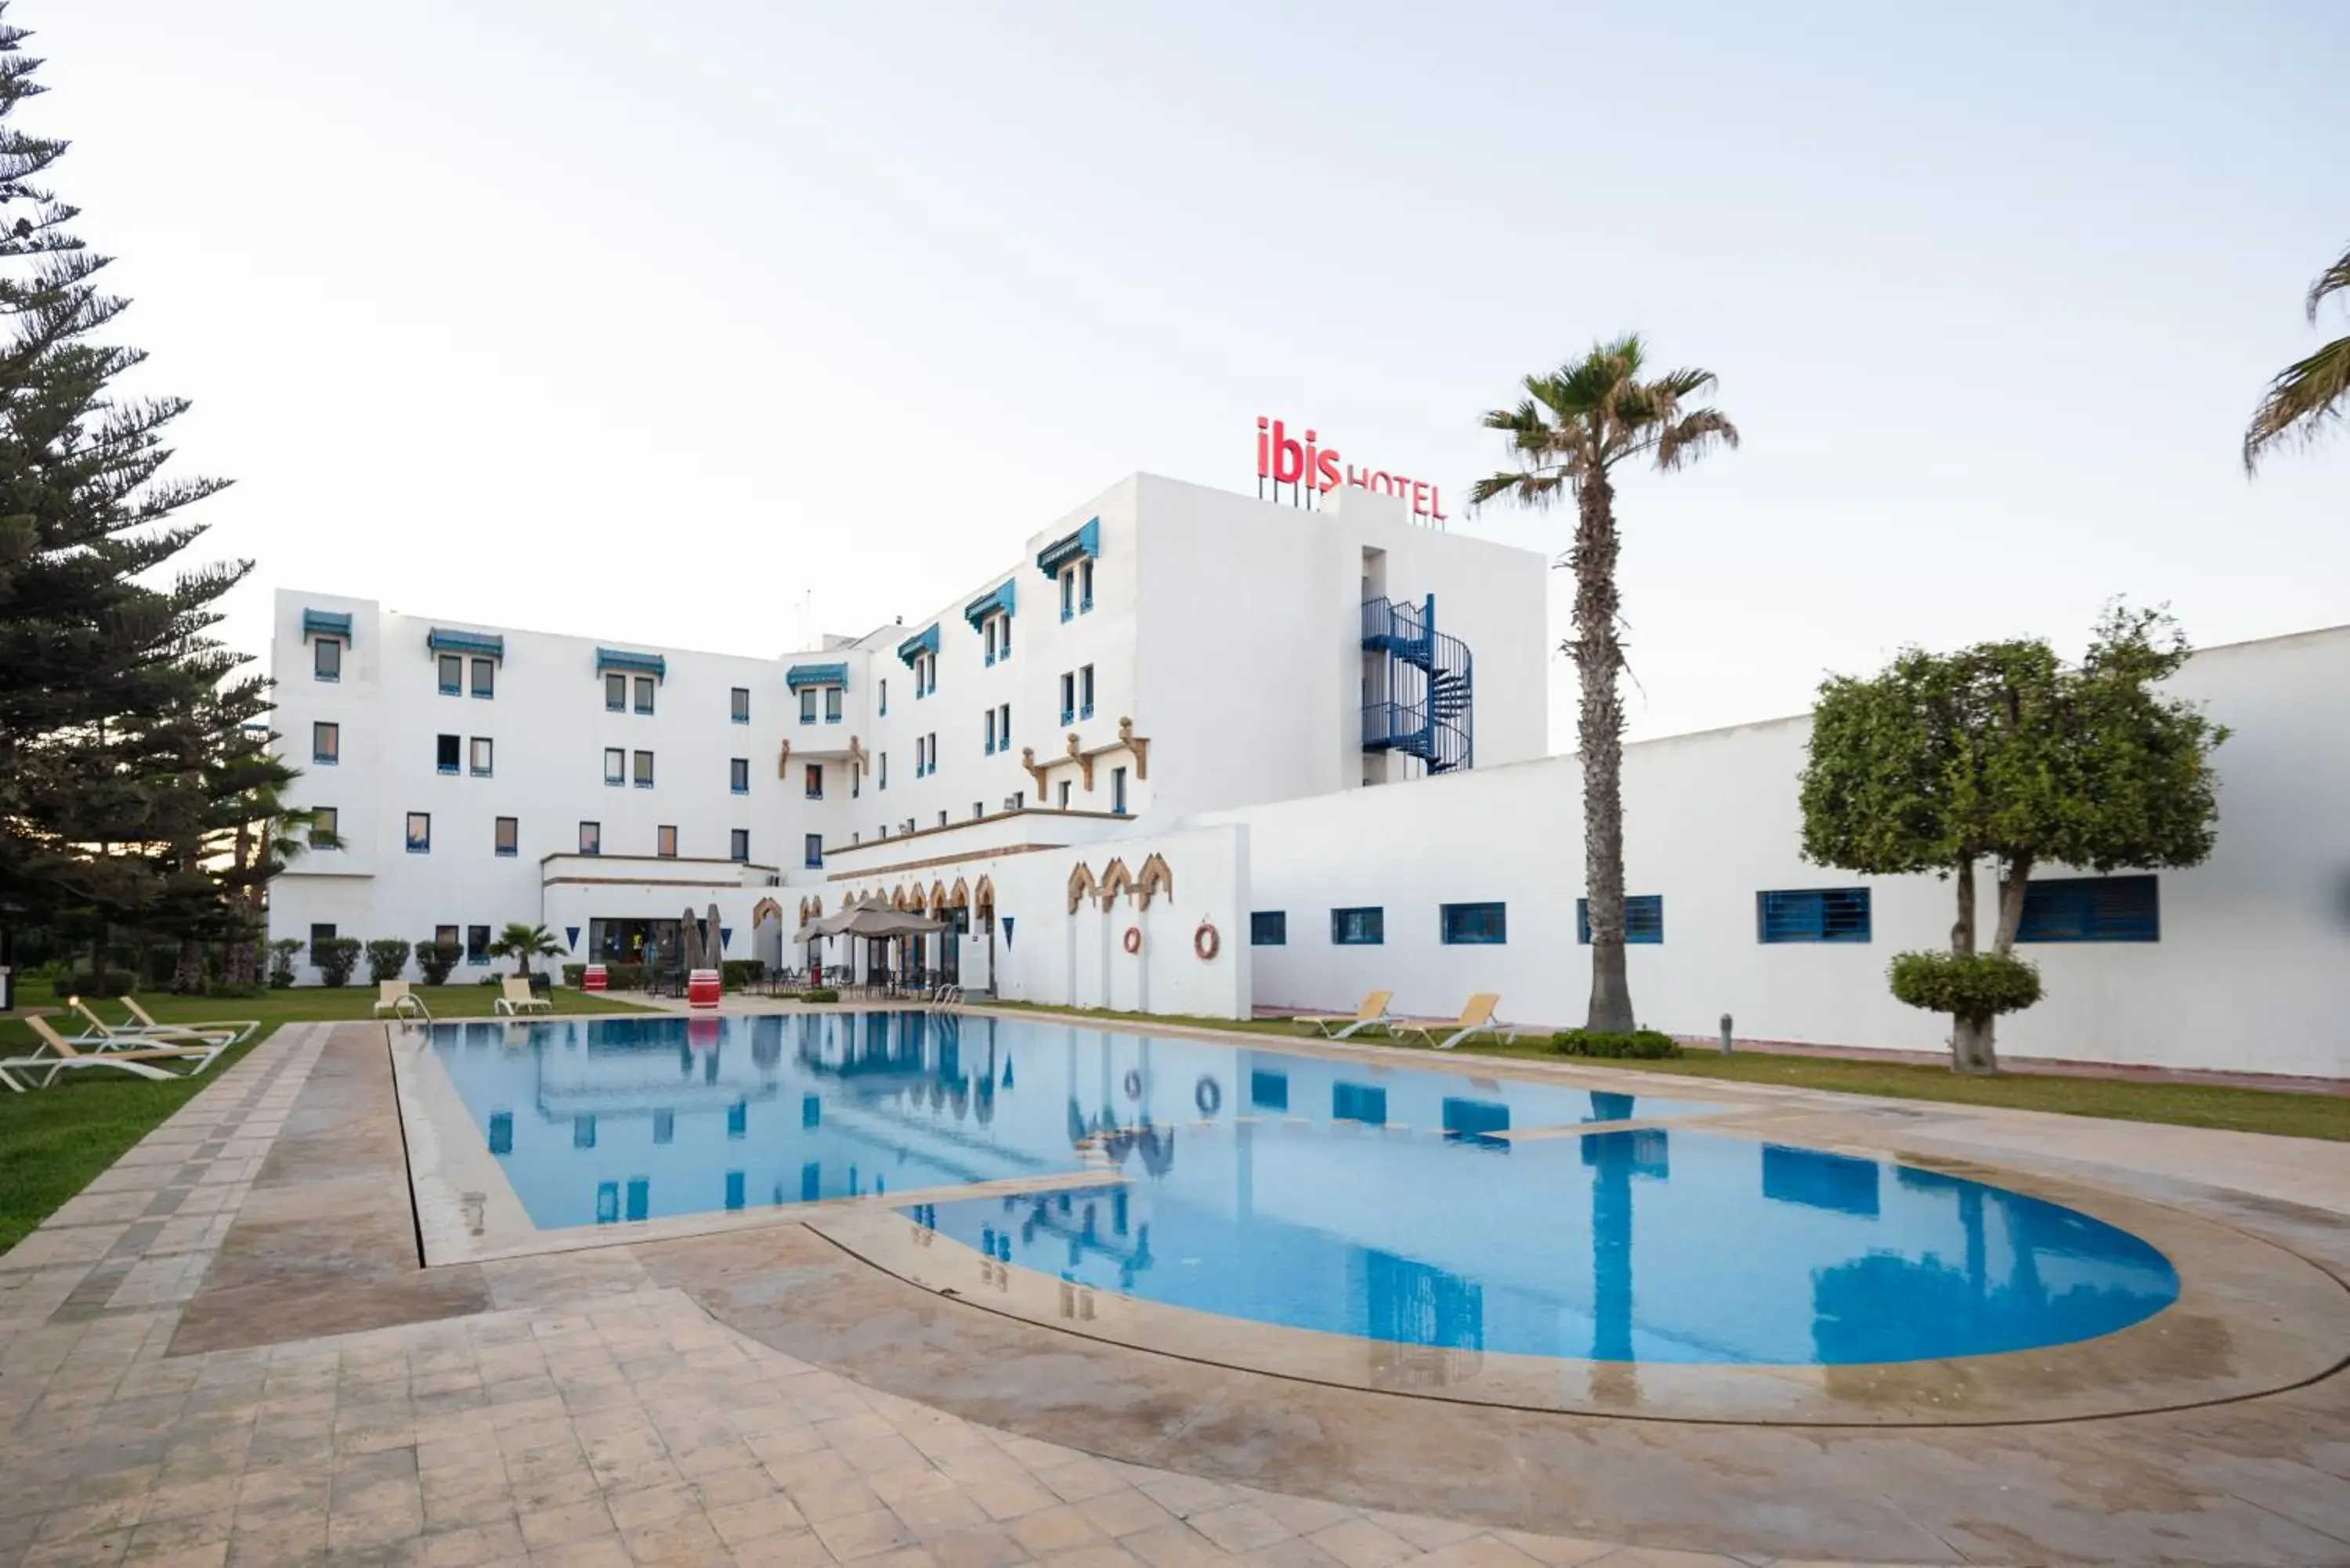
[1123,1069,1142,1100]
[1195,1075,1222,1116]
[1123,926,1141,955]
[1194,920,1220,961]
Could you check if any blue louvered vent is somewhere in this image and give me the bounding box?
[1758,888,1873,943]
[1577,896,1663,945]
[2016,876,2160,942]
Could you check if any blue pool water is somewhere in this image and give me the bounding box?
[428,1011,2179,1366]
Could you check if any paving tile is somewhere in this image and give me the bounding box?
[1123,1522,1231,1568]
[1489,1534,1614,1566]
[422,1519,530,1567]
[1307,1518,1421,1568]
[709,1495,814,1549]
[617,1508,731,1566]
[519,1499,617,1552]
[964,1476,1061,1523]
[730,1530,842,1568]
[1010,1505,1108,1556]
[1186,1504,1296,1555]
[1411,1539,1546,1568]
[892,1487,991,1537]
[926,1523,1035,1568]
[813,1508,920,1561]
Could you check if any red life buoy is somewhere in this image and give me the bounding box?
[1123,926,1142,955]
[1194,920,1220,961]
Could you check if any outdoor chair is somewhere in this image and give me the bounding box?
[70,999,241,1051]
[5,1017,224,1092]
[122,995,258,1043]
[371,981,432,1021]
[1289,990,1396,1040]
[1394,993,1513,1051]
[493,977,553,1016]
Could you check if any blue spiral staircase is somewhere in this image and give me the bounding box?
[1361,594,1474,775]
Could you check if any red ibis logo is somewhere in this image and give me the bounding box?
[1256,416,1448,523]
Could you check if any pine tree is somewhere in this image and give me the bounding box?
[0,4,251,970]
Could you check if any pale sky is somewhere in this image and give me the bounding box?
[27,1,2348,744]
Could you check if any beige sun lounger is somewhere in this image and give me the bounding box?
[493,977,553,1016]
[2,1017,220,1093]
[122,996,258,1044]
[1394,993,1513,1051]
[1289,991,1396,1040]
[372,981,432,1021]
[71,999,240,1050]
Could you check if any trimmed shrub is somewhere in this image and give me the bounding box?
[721,959,765,989]
[1553,1028,1683,1060]
[801,988,841,1004]
[1889,951,2042,1021]
[52,967,138,999]
[268,939,302,988]
[313,938,363,988]
[414,938,460,985]
[365,938,412,984]
[561,963,585,988]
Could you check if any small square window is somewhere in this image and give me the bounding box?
[729,757,749,794]
[405,812,432,853]
[605,673,627,711]
[579,821,601,855]
[469,736,493,776]
[312,721,339,764]
[466,924,490,965]
[436,734,460,774]
[1576,896,1664,944]
[804,833,822,869]
[1331,906,1383,945]
[434,923,458,952]
[313,638,342,681]
[729,829,749,863]
[494,816,517,857]
[1250,911,1286,946]
[470,658,494,699]
[732,686,750,724]
[633,750,654,788]
[603,747,624,786]
[656,825,677,858]
[309,807,339,848]
[438,653,462,695]
[1440,902,1506,945]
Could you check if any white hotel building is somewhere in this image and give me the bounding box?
[269,471,2350,1083]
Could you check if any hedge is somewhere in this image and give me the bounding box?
[1553,1028,1683,1060]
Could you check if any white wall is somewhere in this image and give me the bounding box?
[1195,626,2350,1081]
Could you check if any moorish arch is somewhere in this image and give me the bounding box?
[1097,858,1133,910]
[948,877,970,909]
[1065,862,1097,914]
[752,896,783,926]
[927,880,949,916]
[974,876,996,916]
[1134,854,1173,909]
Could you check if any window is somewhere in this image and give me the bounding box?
[1331,907,1384,945]
[312,721,339,764]
[1057,780,1072,809]
[309,923,337,962]
[804,763,822,800]
[824,686,841,724]
[470,657,494,699]
[604,747,625,786]
[1111,765,1127,815]
[1757,888,1873,944]
[436,734,460,774]
[469,736,493,777]
[313,637,341,681]
[804,833,822,869]
[494,816,517,857]
[998,702,1010,747]
[800,688,817,724]
[578,821,601,855]
[984,709,996,754]
[1079,558,1094,612]
[1576,895,1664,944]
[1079,664,1094,720]
[913,652,935,697]
[878,678,888,717]
[2016,875,2160,942]
[1059,569,1075,622]
[605,673,627,712]
[438,653,463,695]
[1059,671,1076,725]
[729,757,749,794]
[732,686,750,724]
[1441,902,1507,945]
[633,675,655,715]
[309,807,338,847]
[998,614,1011,657]
[1251,912,1287,946]
[406,812,432,853]
[633,750,654,788]
[656,824,677,858]
[878,752,888,789]
[1012,789,1024,810]
[972,802,984,820]
[729,829,749,863]
[466,924,490,966]
[984,620,999,665]
[434,923,458,952]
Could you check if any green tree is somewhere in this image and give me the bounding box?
[488,921,562,981]
[2244,241,2350,471]
[1798,605,2226,1073]
[0,5,244,962]
[1473,335,1738,1031]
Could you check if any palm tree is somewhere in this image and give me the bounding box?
[2245,242,2350,472]
[1473,334,1737,1033]
[489,921,563,981]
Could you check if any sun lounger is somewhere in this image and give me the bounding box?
[2,1017,221,1093]
[371,981,432,1021]
[1289,990,1395,1039]
[70,999,240,1050]
[493,977,553,1016]
[1394,993,1513,1051]
[122,996,258,1044]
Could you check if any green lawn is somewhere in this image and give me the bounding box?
[977,1000,2350,1143]
[0,980,655,1255]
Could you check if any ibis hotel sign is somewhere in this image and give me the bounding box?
[1255,416,1448,524]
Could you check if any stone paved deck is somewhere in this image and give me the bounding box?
[2,1020,2348,1568]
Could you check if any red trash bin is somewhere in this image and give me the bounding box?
[688,967,721,1009]
[583,963,608,993]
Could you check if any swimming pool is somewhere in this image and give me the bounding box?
[424,1010,2179,1366]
